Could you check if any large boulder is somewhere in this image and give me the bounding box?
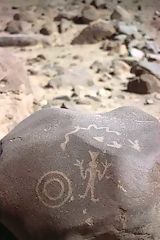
[0,106,160,240]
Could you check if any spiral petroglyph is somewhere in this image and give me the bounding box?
[36,171,72,208]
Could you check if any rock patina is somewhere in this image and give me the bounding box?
[0,106,160,240]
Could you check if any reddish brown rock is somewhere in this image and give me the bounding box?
[127,73,160,94]
[71,20,116,44]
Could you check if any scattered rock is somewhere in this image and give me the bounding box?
[91,0,107,9]
[111,5,133,22]
[146,53,160,61]
[85,94,100,102]
[119,44,128,56]
[13,13,20,20]
[4,20,22,34]
[39,22,55,35]
[128,39,146,50]
[129,48,145,61]
[115,34,127,42]
[144,98,154,105]
[54,9,80,22]
[60,103,69,109]
[58,19,72,33]
[112,60,131,78]
[127,73,160,94]
[139,60,160,79]
[44,79,55,89]
[90,60,112,73]
[145,41,160,54]
[101,40,128,56]
[17,10,37,23]
[117,22,138,36]
[0,34,48,47]
[53,95,71,101]
[71,20,116,44]
[80,5,100,24]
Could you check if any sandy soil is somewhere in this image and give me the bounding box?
[0,0,160,138]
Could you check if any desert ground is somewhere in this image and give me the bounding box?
[0,0,160,139]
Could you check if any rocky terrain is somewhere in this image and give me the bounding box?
[0,0,160,139]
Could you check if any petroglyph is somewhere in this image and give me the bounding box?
[128,139,141,152]
[118,180,127,193]
[74,151,111,202]
[93,136,104,142]
[135,120,154,123]
[85,217,94,226]
[60,126,81,151]
[106,141,122,149]
[83,209,87,215]
[61,125,121,151]
[36,171,72,208]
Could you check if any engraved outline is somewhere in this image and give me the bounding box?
[74,151,111,202]
[36,171,72,208]
[61,124,121,151]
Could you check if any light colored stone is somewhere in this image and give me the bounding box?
[129,48,145,61]
[111,5,133,22]
[117,22,138,36]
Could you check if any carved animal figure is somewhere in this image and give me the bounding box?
[0,106,160,240]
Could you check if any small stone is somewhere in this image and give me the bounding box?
[4,20,22,34]
[129,48,145,61]
[58,19,72,33]
[119,44,128,56]
[80,5,100,24]
[117,22,138,36]
[18,10,36,23]
[155,10,160,17]
[145,41,160,54]
[111,5,133,22]
[147,53,160,62]
[144,98,154,105]
[91,0,107,9]
[127,73,160,94]
[13,13,20,20]
[40,23,55,36]
[40,99,48,107]
[44,79,55,89]
[60,103,68,109]
[112,60,131,77]
[90,60,112,73]
[71,20,116,44]
[114,34,127,42]
[54,9,80,22]
[54,95,71,101]
[139,60,160,79]
[85,94,100,102]
[101,40,128,56]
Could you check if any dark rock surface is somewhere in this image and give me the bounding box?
[0,106,160,240]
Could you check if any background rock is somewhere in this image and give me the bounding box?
[71,20,116,44]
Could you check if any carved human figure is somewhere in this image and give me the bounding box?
[74,151,111,202]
